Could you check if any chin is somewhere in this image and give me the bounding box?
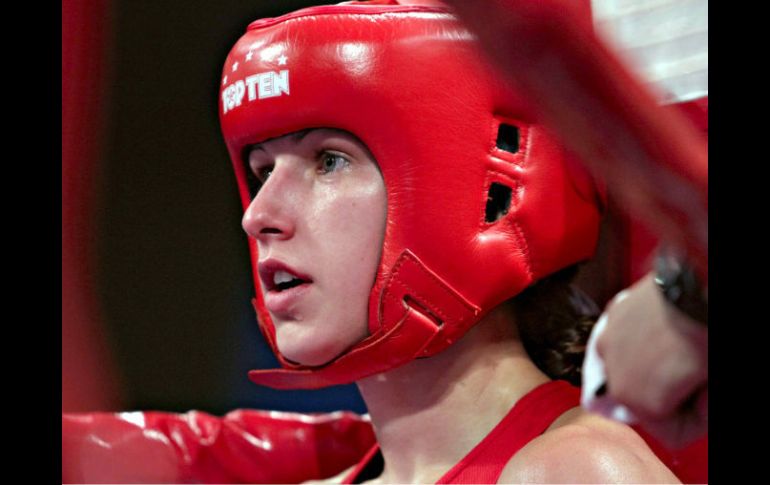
[275,325,348,367]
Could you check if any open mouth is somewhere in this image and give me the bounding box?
[271,271,309,292]
[272,270,310,292]
[276,281,303,291]
[259,262,314,315]
[259,259,313,296]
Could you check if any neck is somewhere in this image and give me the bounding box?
[356,304,551,484]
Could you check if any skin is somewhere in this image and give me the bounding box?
[242,128,387,367]
[356,304,680,484]
[307,304,680,484]
[595,272,708,450]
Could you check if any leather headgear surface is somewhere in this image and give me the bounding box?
[219,0,603,389]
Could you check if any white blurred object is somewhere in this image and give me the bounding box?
[591,0,708,104]
[580,290,640,424]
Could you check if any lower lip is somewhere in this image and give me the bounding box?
[264,283,312,315]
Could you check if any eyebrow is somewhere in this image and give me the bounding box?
[250,129,312,153]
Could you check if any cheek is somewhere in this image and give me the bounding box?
[312,184,386,317]
[313,184,386,268]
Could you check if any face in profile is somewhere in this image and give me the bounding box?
[242,128,387,366]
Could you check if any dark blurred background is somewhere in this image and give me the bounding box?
[63,0,367,416]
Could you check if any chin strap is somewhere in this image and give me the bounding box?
[249,250,480,390]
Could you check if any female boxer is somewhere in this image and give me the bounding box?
[220,1,680,483]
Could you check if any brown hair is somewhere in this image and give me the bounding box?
[509,264,600,387]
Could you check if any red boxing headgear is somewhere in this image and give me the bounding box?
[219,1,603,389]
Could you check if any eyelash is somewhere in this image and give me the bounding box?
[317,151,350,174]
[246,150,351,196]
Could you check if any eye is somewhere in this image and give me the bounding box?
[249,164,273,186]
[244,163,272,198]
[318,152,350,174]
[256,165,274,182]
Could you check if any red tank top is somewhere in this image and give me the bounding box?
[342,380,580,484]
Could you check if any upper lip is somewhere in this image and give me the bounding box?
[258,259,313,292]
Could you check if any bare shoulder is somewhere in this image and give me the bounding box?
[498,409,681,484]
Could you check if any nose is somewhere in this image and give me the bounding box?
[241,166,296,242]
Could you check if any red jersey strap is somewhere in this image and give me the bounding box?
[342,443,382,484]
[436,380,580,483]
[343,380,580,484]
